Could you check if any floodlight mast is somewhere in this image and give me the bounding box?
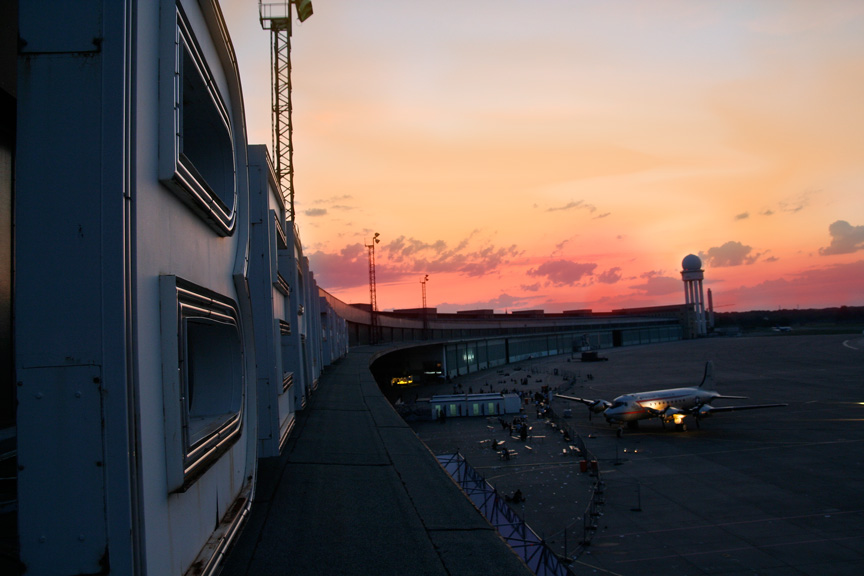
[421,275,430,339]
[366,233,380,344]
[259,1,312,221]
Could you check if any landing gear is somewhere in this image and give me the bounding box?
[616,421,638,437]
[675,423,687,432]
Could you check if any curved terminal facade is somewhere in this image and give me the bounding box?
[11,2,345,574]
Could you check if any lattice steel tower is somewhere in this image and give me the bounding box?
[259,1,313,221]
[366,233,381,344]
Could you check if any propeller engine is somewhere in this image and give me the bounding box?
[694,404,716,418]
[588,399,611,421]
[588,400,611,414]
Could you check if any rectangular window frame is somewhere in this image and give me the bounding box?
[277,319,292,393]
[272,209,288,249]
[160,275,245,492]
[159,2,237,236]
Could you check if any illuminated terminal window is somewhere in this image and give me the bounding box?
[160,3,236,235]
[160,275,244,491]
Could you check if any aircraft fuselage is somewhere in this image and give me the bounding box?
[604,387,719,424]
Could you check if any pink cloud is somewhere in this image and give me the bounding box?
[597,267,623,284]
[701,241,760,267]
[628,275,681,296]
[307,243,367,289]
[309,234,521,289]
[527,260,597,286]
[713,260,864,310]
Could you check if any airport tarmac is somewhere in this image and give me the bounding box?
[410,334,864,575]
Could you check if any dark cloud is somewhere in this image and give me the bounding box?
[701,241,760,267]
[527,260,597,286]
[312,194,353,205]
[819,220,864,256]
[735,212,749,220]
[750,191,817,220]
[386,236,448,263]
[597,267,622,284]
[304,195,356,215]
[777,191,815,214]
[385,234,520,278]
[521,283,541,292]
[546,200,597,214]
[640,270,665,279]
[460,245,518,277]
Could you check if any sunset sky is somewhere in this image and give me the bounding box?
[222,0,864,313]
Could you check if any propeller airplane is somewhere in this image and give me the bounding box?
[556,362,787,436]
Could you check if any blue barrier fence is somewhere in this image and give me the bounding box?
[437,452,573,576]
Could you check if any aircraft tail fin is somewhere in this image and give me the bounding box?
[698,361,714,389]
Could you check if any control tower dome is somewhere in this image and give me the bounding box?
[682,254,702,272]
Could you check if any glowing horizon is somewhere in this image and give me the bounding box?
[223,0,864,313]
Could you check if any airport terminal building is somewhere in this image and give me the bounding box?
[0,2,698,574]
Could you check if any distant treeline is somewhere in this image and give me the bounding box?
[715,306,864,332]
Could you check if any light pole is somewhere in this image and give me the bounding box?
[420,274,429,340]
[366,233,380,344]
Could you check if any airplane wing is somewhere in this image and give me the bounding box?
[643,402,788,428]
[554,394,597,407]
[693,403,788,417]
[554,394,611,414]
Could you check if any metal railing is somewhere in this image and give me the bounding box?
[437,452,573,576]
